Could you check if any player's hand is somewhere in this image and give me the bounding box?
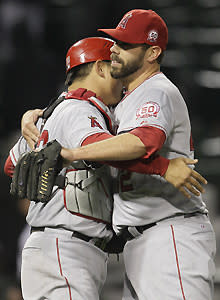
[164,157,207,198]
[21,109,43,149]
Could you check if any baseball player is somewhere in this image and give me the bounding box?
[5,37,126,300]
[54,10,216,300]
[5,36,203,300]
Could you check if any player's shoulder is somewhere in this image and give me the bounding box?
[55,98,97,116]
[146,73,178,92]
[144,73,183,101]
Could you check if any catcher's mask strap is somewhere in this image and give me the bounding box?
[43,95,66,120]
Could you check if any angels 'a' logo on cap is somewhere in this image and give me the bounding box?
[118,13,132,29]
[66,56,71,70]
[147,30,158,43]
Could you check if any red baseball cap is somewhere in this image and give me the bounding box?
[98,9,168,50]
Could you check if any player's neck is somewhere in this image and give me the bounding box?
[124,64,160,92]
[68,80,96,95]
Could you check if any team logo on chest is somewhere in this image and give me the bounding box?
[136,101,160,119]
[88,116,103,129]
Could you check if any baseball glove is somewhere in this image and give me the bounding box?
[10,140,63,202]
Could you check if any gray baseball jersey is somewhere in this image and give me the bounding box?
[10,93,114,239]
[113,73,208,232]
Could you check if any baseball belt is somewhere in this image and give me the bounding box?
[30,227,109,252]
[121,211,208,241]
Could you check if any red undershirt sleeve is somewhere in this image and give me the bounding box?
[129,126,166,159]
[4,155,15,177]
[82,132,113,144]
[82,130,169,176]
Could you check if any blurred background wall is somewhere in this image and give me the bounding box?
[0,0,220,299]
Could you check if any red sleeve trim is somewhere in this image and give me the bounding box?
[130,126,166,159]
[4,155,15,177]
[107,155,169,176]
[82,132,113,146]
[81,130,169,176]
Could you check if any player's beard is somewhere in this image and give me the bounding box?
[110,51,145,79]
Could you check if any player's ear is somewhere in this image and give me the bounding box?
[94,60,106,78]
[146,46,162,63]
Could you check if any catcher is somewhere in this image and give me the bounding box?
[5,37,207,300]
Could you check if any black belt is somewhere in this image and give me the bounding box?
[121,223,156,241]
[30,227,108,252]
[121,211,207,241]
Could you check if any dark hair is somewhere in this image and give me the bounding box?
[65,62,94,87]
[65,60,111,87]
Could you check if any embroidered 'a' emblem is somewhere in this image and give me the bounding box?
[88,116,103,129]
[118,13,132,29]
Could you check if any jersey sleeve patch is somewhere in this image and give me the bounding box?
[136,101,160,121]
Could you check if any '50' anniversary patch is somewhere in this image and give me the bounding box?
[136,101,160,120]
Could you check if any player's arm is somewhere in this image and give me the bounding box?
[4,155,15,177]
[81,130,169,174]
[21,112,169,176]
[4,108,44,177]
[21,110,158,161]
[4,135,31,177]
[72,128,207,198]
[62,127,161,161]
[20,111,207,197]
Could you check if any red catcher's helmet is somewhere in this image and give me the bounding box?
[65,37,114,73]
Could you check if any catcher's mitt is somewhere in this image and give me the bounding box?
[10,140,63,203]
